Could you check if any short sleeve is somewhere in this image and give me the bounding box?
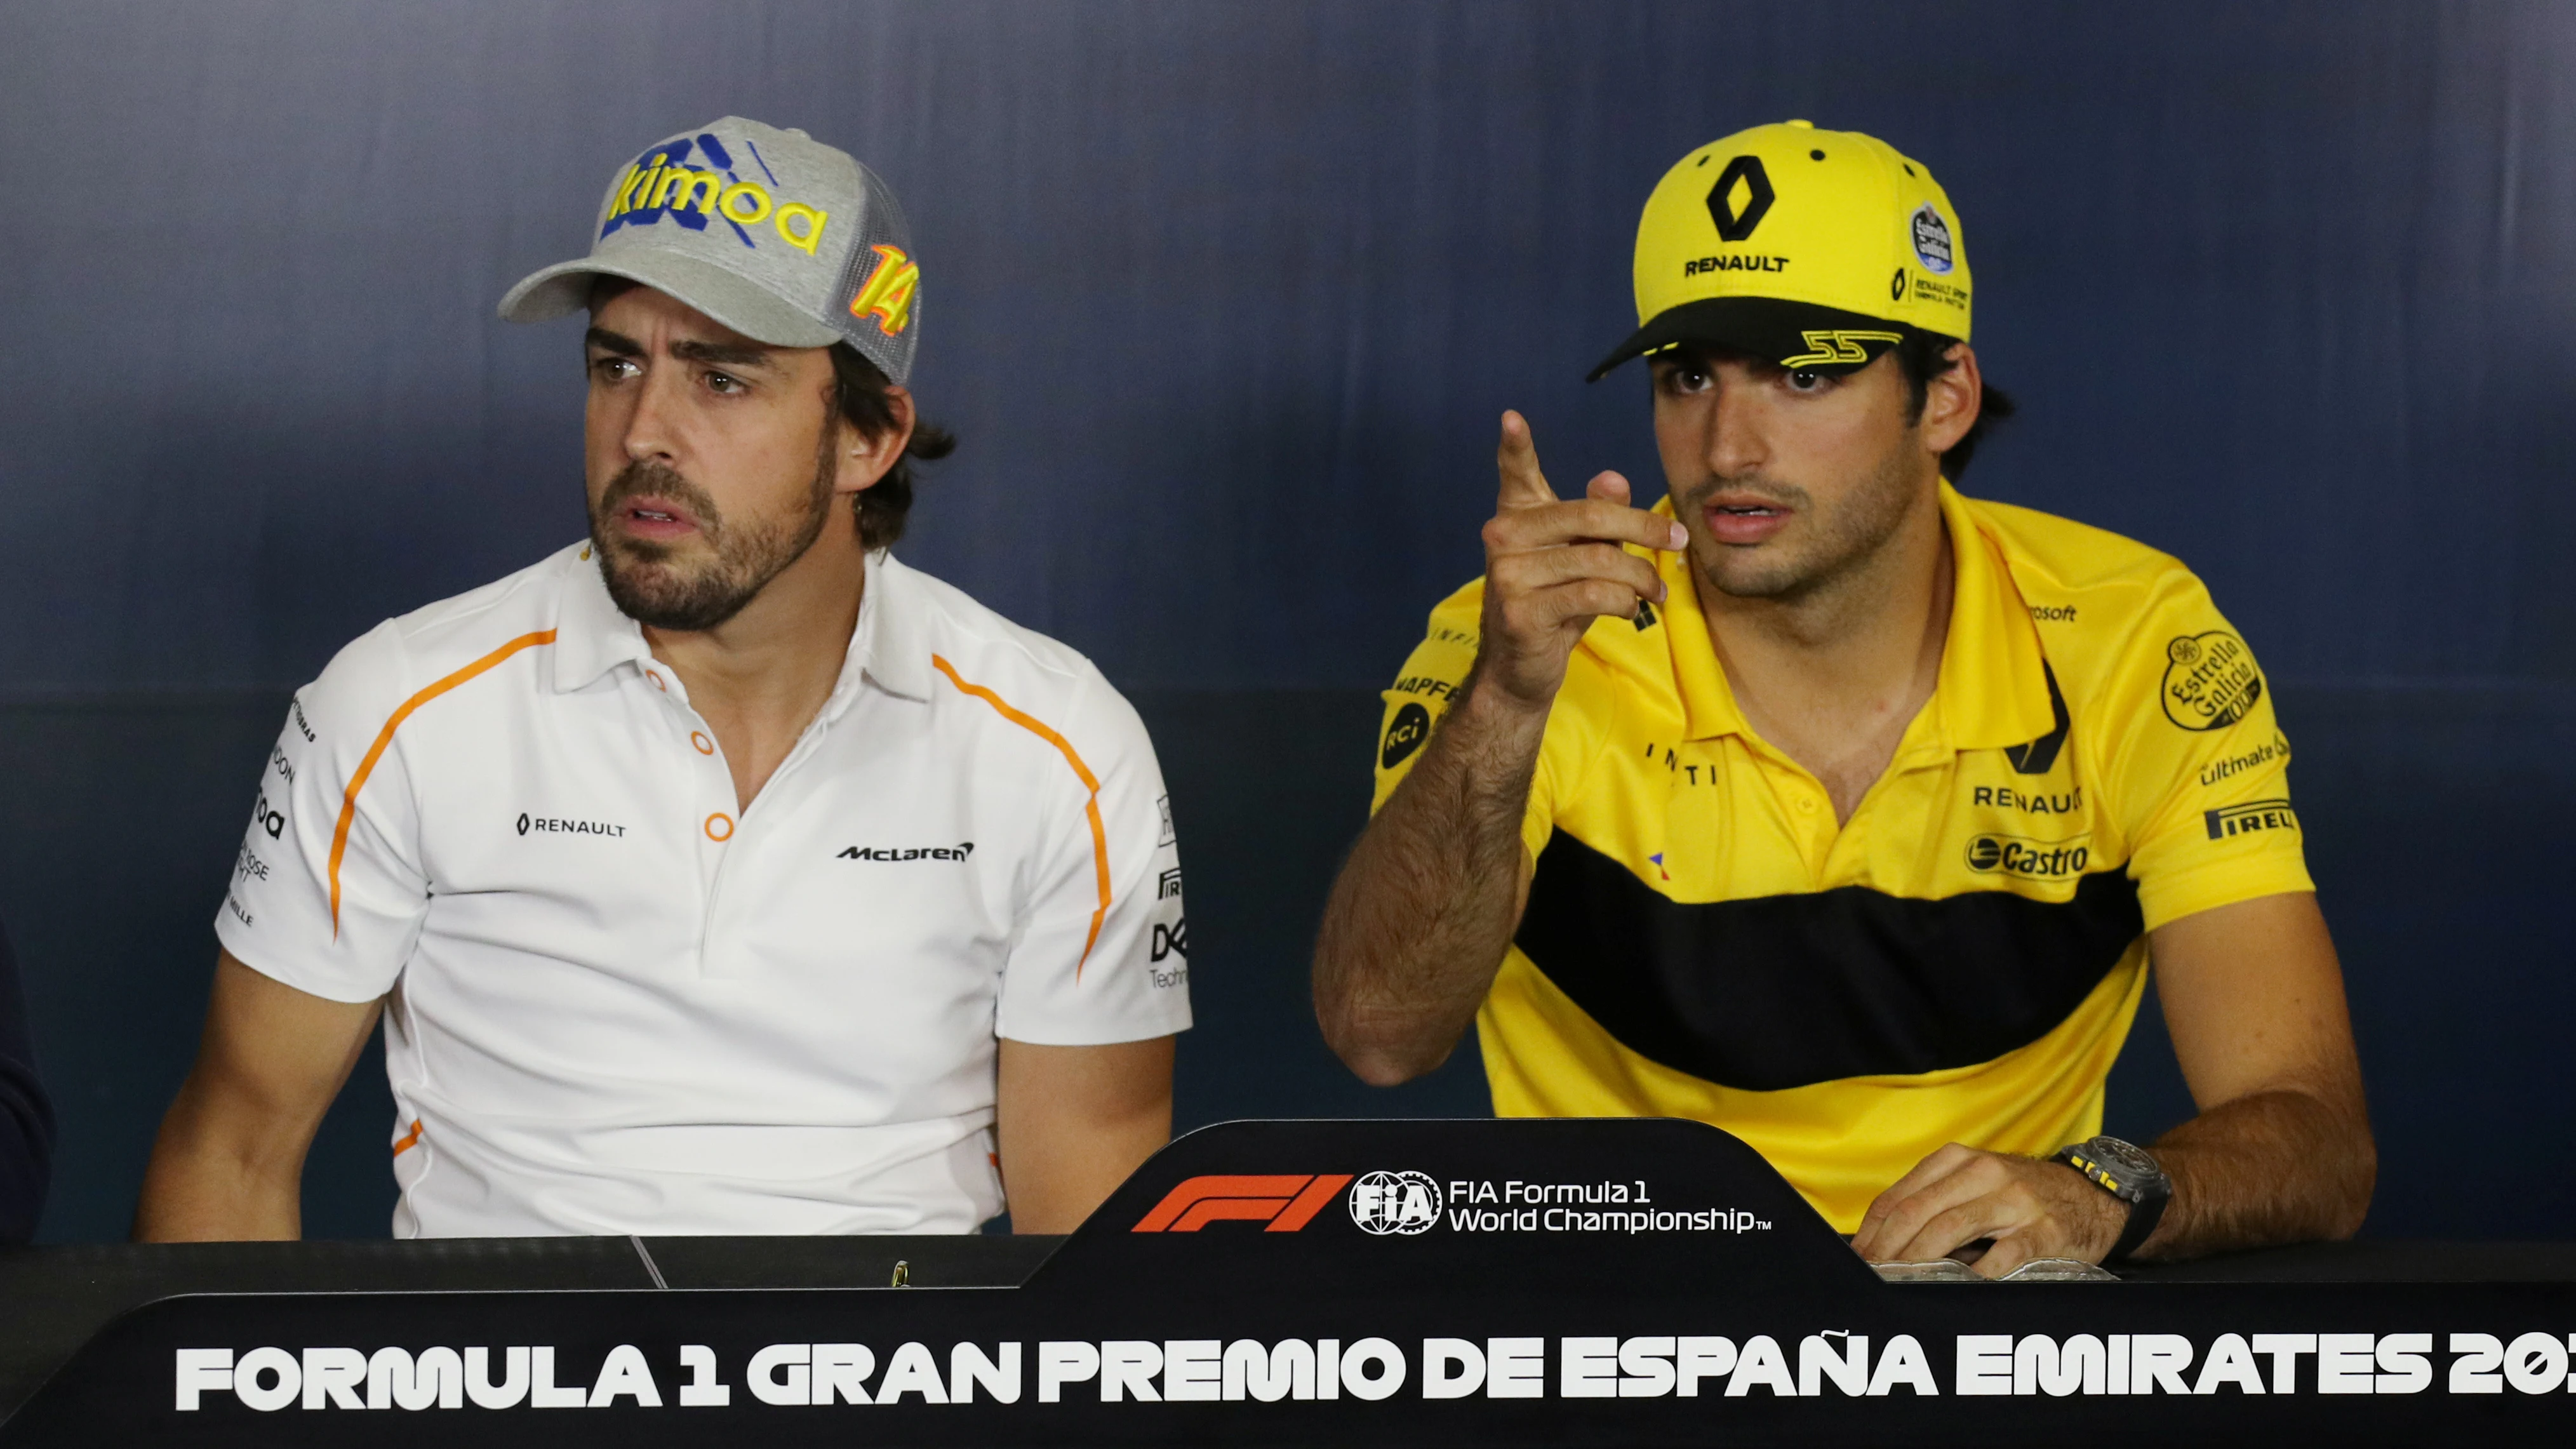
[993,668,1194,1045]
[214,623,430,1004]
[2094,575,2315,931]
[1370,578,1580,867]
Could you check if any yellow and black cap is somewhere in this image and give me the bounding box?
[1588,120,1973,381]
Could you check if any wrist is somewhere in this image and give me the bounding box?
[2052,1135,2172,1264]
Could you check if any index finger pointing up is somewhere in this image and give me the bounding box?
[1495,410,1560,511]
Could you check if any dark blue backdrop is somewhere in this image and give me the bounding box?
[2,1,2570,1242]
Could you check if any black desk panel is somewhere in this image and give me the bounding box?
[3,1120,2571,1446]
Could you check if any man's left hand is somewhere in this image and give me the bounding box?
[1848,1143,2128,1278]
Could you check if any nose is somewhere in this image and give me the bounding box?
[620,361,686,465]
[1704,370,1770,481]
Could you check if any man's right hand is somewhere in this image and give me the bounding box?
[1476,410,1688,711]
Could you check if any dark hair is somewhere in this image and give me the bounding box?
[584,276,954,550]
[1892,330,2013,481]
[828,343,955,551]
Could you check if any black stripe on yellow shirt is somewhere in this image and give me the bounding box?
[1514,829,2145,1091]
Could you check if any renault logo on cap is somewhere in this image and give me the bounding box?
[1705,155,1775,243]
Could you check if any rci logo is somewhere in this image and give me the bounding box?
[1348,1170,1442,1236]
[1381,703,1431,770]
[1963,833,2090,880]
[846,244,919,335]
[1705,155,1776,242]
[1131,1173,1353,1232]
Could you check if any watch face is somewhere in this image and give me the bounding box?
[2088,1137,2162,1184]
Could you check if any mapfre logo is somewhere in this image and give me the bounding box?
[1131,1174,1353,1234]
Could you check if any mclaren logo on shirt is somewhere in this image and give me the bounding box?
[838,842,975,862]
[1963,832,2091,880]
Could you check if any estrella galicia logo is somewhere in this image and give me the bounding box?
[1152,918,1189,963]
[1964,832,2090,879]
[1382,702,1431,770]
[1348,1171,1442,1236]
[1705,155,1776,242]
[2205,799,2298,842]
[2161,631,2264,731]
[1909,203,1955,274]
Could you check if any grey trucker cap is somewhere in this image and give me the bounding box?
[498,117,921,384]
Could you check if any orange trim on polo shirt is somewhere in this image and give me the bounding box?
[330,631,558,937]
[390,1118,424,1157]
[930,654,1112,977]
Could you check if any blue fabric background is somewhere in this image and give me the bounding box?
[1,0,2569,1241]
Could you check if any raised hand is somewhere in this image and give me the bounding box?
[1475,410,1689,711]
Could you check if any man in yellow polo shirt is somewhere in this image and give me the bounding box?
[1313,121,2374,1275]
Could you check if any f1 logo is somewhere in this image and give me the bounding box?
[1131,1174,1355,1233]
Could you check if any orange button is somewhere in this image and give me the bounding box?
[704,813,733,841]
[691,731,714,755]
[646,670,667,691]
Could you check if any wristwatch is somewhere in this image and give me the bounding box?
[2051,1135,2172,1263]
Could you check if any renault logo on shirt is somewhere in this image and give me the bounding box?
[515,813,628,838]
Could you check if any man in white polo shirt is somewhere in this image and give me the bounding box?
[136,117,1191,1239]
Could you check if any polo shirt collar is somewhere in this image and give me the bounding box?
[550,544,653,693]
[1656,482,2056,751]
[546,543,933,708]
[1930,480,2059,751]
[851,550,933,704]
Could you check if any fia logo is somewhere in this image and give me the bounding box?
[1347,1171,1442,1236]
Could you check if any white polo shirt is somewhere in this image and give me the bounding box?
[218,543,1192,1237]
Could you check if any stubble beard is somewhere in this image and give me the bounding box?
[1682,438,1923,606]
[589,425,839,632]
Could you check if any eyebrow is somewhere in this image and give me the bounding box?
[582,328,781,373]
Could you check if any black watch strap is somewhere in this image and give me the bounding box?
[2053,1136,2171,1263]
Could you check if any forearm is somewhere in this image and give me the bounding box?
[2137,1084,2375,1261]
[1314,674,1549,1085]
[133,1074,307,1241]
[996,1036,1174,1234]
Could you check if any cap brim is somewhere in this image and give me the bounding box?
[1586,297,1924,382]
[497,248,841,349]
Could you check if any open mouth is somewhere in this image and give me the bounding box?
[1702,495,1793,545]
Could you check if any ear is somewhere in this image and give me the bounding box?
[832,385,918,498]
[1918,343,1982,458]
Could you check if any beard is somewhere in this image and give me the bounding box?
[1679,439,1920,604]
[587,429,838,632]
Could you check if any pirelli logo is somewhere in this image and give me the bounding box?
[2205,798,2298,841]
[1131,1174,1353,1233]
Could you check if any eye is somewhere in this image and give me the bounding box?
[1659,364,1713,395]
[589,356,640,382]
[1784,368,1831,394]
[703,370,748,396]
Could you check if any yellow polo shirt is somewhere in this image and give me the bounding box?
[1371,483,2312,1231]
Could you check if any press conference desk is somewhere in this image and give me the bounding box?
[4,1121,2573,1446]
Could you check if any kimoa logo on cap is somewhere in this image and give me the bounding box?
[601,131,831,257]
